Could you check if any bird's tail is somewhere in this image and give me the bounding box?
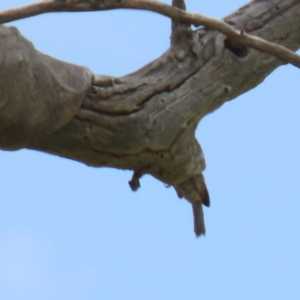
[174,173,209,237]
[192,202,206,237]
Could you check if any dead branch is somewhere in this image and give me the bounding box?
[1,0,300,69]
[1,0,300,235]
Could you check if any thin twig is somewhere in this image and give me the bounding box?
[0,0,300,68]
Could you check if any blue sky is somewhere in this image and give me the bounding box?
[0,1,300,299]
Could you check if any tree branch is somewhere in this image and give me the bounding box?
[1,0,300,235]
[1,0,300,68]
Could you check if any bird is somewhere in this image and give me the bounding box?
[174,173,210,237]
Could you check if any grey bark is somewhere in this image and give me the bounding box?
[0,0,299,235]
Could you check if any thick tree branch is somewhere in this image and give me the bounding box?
[1,0,300,235]
[1,0,300,69]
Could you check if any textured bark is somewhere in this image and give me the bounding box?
[0,0,300,235]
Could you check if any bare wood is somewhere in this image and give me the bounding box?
[1,0,300,69]
[0,0,300,235]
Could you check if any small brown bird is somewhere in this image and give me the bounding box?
[174,173,210,237]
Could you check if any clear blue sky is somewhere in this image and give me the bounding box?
[1,1,300,299]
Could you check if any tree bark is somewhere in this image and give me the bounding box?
[1,0,300,235]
